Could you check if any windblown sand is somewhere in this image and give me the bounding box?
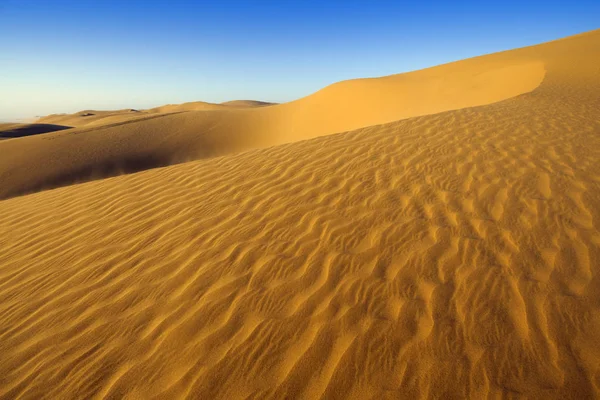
[0,30,599,399]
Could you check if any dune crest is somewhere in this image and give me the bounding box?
[277,60,545,141]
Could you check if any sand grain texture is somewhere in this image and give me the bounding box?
[1,30,600,399]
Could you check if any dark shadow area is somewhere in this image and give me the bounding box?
[0,152,177,201]
[0,124,72,139]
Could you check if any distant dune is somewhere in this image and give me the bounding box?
[220,100,277,107]
[0,29,599,399]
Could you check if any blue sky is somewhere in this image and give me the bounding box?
[1,0,598,121]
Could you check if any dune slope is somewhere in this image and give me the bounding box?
[0,32,554,200]
[1,29,600,399]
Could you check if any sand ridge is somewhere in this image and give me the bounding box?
[0,36,551,200]
[0,29,600,399]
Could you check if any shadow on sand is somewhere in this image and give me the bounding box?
[0,124,72,139]
[0,152,177,200]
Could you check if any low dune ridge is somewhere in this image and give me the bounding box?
[220,100,278,107]
[36,109,146,128]
[1,29,600,399]
[146,101,232,114]
[33,100,275,130]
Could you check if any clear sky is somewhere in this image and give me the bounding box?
[1,0,598,122]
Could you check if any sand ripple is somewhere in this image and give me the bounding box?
[0,29,599,399]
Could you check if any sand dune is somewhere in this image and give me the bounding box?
[220,100,277,108]
[34,100,276,130]
[0,35,551,200]
[36,109,144,128]
[1,29,600,399]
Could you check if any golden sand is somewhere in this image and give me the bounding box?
[0,36,547,200]
[0,29,599,398]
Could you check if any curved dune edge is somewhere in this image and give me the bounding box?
[0,46,550,200]
[277,60,546,142]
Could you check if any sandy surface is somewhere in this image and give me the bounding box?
[0,29,599,399]
[0,38,547,200]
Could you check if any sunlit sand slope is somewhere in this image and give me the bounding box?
[0,30,558,199]
[1,29,600,399]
